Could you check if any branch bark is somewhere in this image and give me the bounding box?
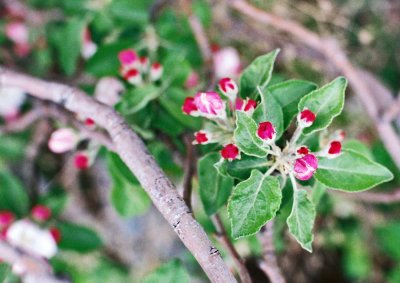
[230,0,400,169]
[0,67,237,283]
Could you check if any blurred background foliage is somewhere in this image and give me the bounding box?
[0,0,399,282]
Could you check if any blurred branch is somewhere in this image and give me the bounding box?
[229,0,400,169]
[0,67,237,283]
[0,241,67,283]
[182,134,195,211]
[212,214,252,283]
[334,189,400,204]
[257,221,286,283]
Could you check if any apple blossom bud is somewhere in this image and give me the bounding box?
[7,220,57,259]
[139,57,149,72]
[327,141,342,158]
[182,97,199,116]
[194,92,226,117]
[218,78,238,101]
[221,144,240,161]
[5,22,29,45]
[49,227,62,244]
[185,71,199,89]
[124,69,142,85]
[257,121,276,142]
[150,62,163,81]
[0,211,15,228]
[85,118,95,128]
[235,98,257,115]
[294,154,318,181]
[31,205,52,222]
[48,128,78,154]
[81,28,97,59]
[0,227,9,240]
[298,109,316,128]
[193,131,209,145]
[213,47,241,79]
[74,153,89,170]
[118,49,138,67]
[297,146,310,155]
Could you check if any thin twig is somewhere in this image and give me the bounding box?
[229,0,400,169]
[212,214,252,283]
[182,134,195,211]
[257,221,286,283]
[0,67,237,283]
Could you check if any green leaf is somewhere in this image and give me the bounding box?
[311,181,326,206]
[198,153,233,215]
[216,155,270,180]
[109,0,150,25]
[375,221,400,261]
[119,85,161,115]
[51,18,85,76]
[0,171,29,216]
[234,111,267,158]
[343,139,373,159]
[228,170,282,239]
[58,222,102,252]
[107,152,151,217]
[253,89,284,139]
[287,189,316,252]
[268,80,317,130]
[239,49,280,98]
[142,260,190,283]
[298,77,347,135]
[315,149,393,192]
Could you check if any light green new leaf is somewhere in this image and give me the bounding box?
[216,155,270,180]
[268,80,317,130]
[298,77,347,135]
[287,189,316,252]
[315,149,393,191]
[239,49,280,98]
[253,89,284,139]
[142,260,190,283]
[199,153,233,215]
[234,111,267,157]
[228,170,282,239]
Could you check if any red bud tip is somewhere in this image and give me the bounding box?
[257,121,276,141]
[221,144,239,161]
[74,153,89,170]
[182,97,198,115]
[297,146,310,155]
[194,132,208,144]
[50,227,62,244]
[31,205,52,222]
[298,109,316,127]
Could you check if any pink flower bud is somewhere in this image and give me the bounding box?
[244,99,257,112]
[193,131,209,144]
[218,78,238,101]
[257,121,276,142]
[31,205,52,222]
[81,28,97,59]
[139,57,149,72]
[118,49,138,66]
[123,68,142,85]
[297,146,310,155]
[0,211,15,228]
[49,227,62,244]
[74,153,89,170]
[48,128,78,154]
[194,92,225,117]
[5,22,29,45]
[221,144,239,161]
[327,141,342,158]
[185,71,199,89]
[298,109,316,128]
[235,98,257,114]
[213,47,241,79]
[294,154,318,181]
[182,97,199,115]
[85,118,95,128]
[0,227,9,240]
[150,62,163,81]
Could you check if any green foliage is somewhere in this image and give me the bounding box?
[228,170,281,238]
[216,155,269,180]
[142,260,190,283]
[0,170,29,216]
[57,222,102,252]
[198,153,233,215]
[315,149,394,191]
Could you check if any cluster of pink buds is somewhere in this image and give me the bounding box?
[183,77,257,161]
[118,49,163,86]
[48,128,92,170]
[0,206,61,261]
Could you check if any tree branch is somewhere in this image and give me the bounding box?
[182,134,195,211]
[229,0,400,169]
[212,214,252,283]
[0,67,237,283]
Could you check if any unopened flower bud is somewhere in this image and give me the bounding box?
[235,98,257,115]
[221,144,240,161]
[213,47,241,79]
[294,154,318,181]
[48,128,78,154]
[0,211,15,228]
[118,49,138,67]
[81,28,97,59]
[49,227,62,244]
[5,22,28,45]
[31,205,52,222]
[193,131,210,145]
[74,153,90,170]
[124,68,142,85]
[297,146,310,155]
[257,121,276,142]
[185,71,199,89]
[85,118,95,128]
[298,109,316,128]
[218,78,238,101]
[139,57,149,72]
[150,62,163,81]
[194,92,226,117]
[182,97,199,116]
[327,141,342,158]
